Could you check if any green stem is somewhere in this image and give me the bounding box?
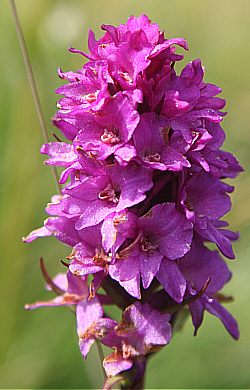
[96,340,107,382]
[9,0,61,195]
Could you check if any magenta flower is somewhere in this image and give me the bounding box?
[179,235,239,339]
[83,302,171,378]
[24,14,242,387]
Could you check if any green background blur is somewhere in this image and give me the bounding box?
[0,0,250,388]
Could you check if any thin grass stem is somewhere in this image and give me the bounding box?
[10,0,61,194]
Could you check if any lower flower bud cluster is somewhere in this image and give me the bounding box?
[24,15,242,386]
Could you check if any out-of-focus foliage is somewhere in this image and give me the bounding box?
[0,0,249,388]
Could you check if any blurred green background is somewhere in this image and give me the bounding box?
[0,0,249,388]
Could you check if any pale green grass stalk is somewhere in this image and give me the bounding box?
[10,0,61,195]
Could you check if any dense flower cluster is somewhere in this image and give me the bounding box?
[24,15,242,386]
